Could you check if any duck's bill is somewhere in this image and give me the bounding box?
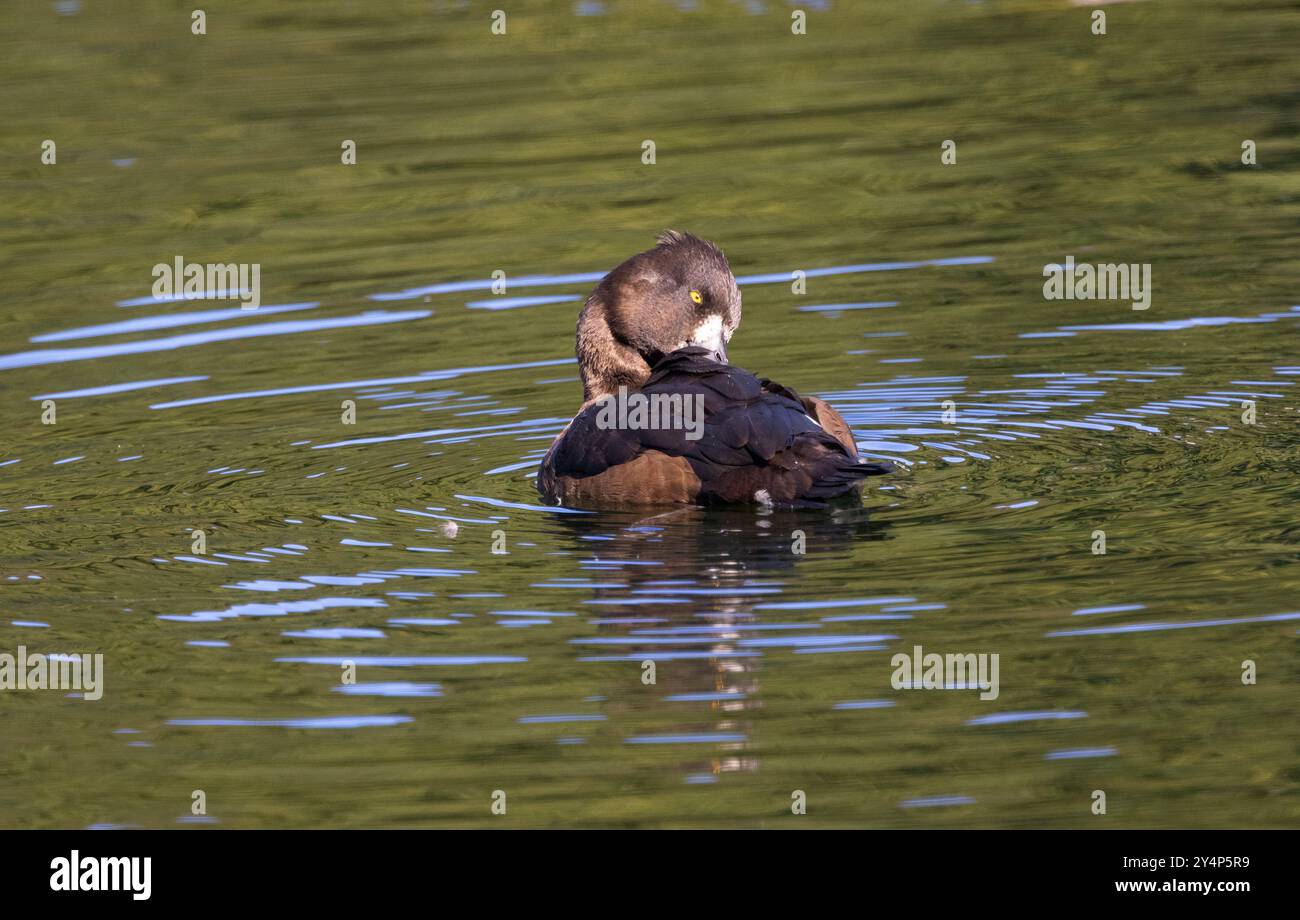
[688,324,728,364]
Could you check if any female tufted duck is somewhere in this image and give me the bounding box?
[538,231,891,507]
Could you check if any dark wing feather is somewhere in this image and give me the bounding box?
[546,400,641,478]
[541,348,891,506]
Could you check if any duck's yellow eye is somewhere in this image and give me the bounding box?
[689,290,703,305]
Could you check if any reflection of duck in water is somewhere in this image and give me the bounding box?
[549,503,890,582]
[546,506,892,779]
[549,504,890,616]
[539,231,891,508]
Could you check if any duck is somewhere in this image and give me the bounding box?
[537,231,891,508]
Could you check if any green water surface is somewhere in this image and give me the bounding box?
[1,0,1297,828]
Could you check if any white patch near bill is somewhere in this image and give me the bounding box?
[689,314,725,352]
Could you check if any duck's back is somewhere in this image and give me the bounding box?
[538,349,890,507]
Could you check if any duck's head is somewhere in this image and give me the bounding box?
[576,230,742,401]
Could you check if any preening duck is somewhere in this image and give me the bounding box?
[538,231,891,507]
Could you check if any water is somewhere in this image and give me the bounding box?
[1,0,1298,828]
